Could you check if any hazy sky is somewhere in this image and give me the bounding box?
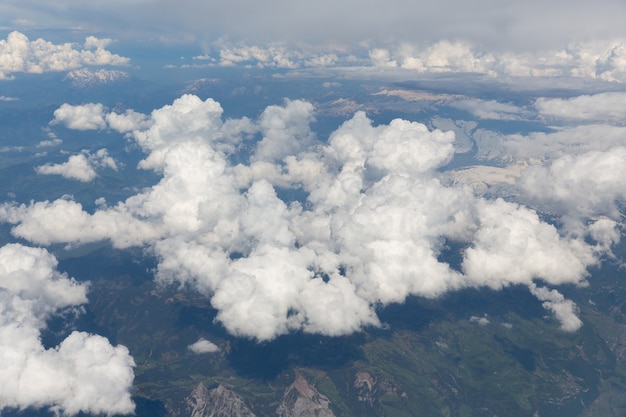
[2,0,626,51]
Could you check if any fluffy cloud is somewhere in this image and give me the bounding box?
[37,138,62,148]
[252,99,316,162]
[462,198,595,289]
[468,94,626,223]
[459,92,626,247]
[51,103,108,130]
[0,31,129,80]
[0,244,135,416]
[36,149,118,182]
[188,338,220,354]
[398,41,496,74]
[219,44,298,68]
[51,102,153,134]
[369,48,397,68]
[208,43,346,69]
[0,95,615,340]
[519,148,626,231]
[529,284,582,332]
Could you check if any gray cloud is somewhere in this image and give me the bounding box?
[3,0,626,53]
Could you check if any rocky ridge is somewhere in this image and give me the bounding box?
[276,375,336,417]
[183,375,337,417]
[185,383,257,417]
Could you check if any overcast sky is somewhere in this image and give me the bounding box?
[2,0,626,51]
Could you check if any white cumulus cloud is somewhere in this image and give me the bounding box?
[51,103,107,130]
[529,284,582,332]
[188,338,220,354]
[0,243,135,416]
[0,31,129,80]
[0,95,615,340]
[36,149,118,182]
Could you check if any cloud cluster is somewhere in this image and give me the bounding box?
[36,148,118,182]
[518,148,626,237]
[169,38,626,86]
[186,43,346,69]
[174,39,626,84]
[0,31,129,79]
[219,45,298,68]
[0,243,135,416]
[1,95,615,340]
[459,92,626,248]
[368,40,626,82]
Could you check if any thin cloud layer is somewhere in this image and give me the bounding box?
[535,92,626,122]
[0,244,135,416]
[3,0,626,53]
[451,99,525,120]
[0,31,129,79]
[0,95,615,340]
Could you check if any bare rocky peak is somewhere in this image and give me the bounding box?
[354,370,406,407]
[64,68,130,87]
[276,375,336,417]
[185,383,257,417]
